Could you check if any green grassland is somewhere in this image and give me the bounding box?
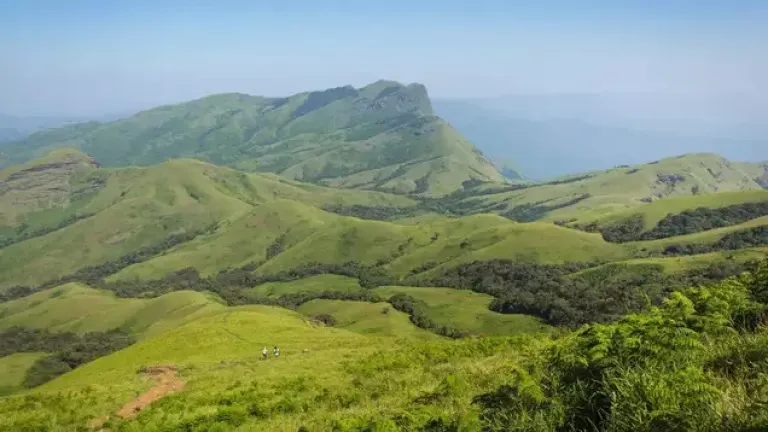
[2,265,767,430]
[575,247,768,275]
[578,189,768,230]
[249,274,363,298]
[297,299,439,339]
[0,283,225,339]
[452,153,765,223]
[0,304,531,431]
[627,215,768,253]
[0,152,415,289]
[372,286,550,336]
[0,353,48,395]
[1,81,504,196]
[109,206,628,284]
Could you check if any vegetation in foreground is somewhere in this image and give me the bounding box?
[0,258,764,431]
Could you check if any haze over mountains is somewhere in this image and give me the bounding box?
[435,94,768,180]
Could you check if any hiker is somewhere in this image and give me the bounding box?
[262,346,268,360]
[273,346,280,358]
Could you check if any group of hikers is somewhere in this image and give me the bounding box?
[262,346,280,360]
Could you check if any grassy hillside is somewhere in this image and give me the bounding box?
[109,206,626,284]
[1,263,767,430]
[577,189,768,230]
[0,81,504,196]
[0,304,530,430]
[445,153,765,223]
[0,353,48,395]
[0,152,415,289]
[249,275,363,298]
[0,283,225,339]
[372,286,549,336]
[296,299,439,339]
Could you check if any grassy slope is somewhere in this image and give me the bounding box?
[1,81,504,196]
[578,248,768,274]
[627,216,768,253]
[0,306,530,431]
[373,286,550,336]
[0,353,48,394]
[579,189,768,230]
[0,283,226,339]
[0,154,414,289]
[297,299,439,340]
[110,207,626,283]
[457,153,764,222]
[249,274,363,298]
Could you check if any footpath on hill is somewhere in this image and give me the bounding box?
[89,366,184,430]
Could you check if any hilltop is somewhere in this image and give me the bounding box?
[435,152,767,223]
[0,81,504,196]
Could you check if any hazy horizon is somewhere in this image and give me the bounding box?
[3,1,766,117]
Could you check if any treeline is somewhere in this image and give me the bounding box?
[0,327,134,388]
[98,267,468,338]
[663,226,768,256]
[417,258,756,328]
[502,194,591,222]
[583,201,768,243]
[0,213,94,249]
[0,225,218,303]
[387,293,465,338]
[322,204,420,221]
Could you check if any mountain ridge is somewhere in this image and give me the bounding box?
[0,81,502,196]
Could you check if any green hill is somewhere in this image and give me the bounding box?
[0,81,504,196]
[0,283,225,339]
[0,353,48,395]
[296,299,439,339]
[372,286,549,336]
[0,151,415,288]
[446,153,765,223]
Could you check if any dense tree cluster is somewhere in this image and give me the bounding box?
[322,204,419,221]
[310,314,337,326]
[664,226,768,256]
[0,327,133,388]
[418,259,756,328]
[502,194,591,222]
[387,293,465,338]
[583,201,768,243]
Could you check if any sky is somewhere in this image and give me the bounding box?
[1,0,767,116]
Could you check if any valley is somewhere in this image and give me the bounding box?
[0,81,767,431]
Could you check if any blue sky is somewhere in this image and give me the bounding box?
[2,0,766,116]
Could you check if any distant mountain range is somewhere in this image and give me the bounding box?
[0,113,128,144]
[434,96,767,180]
[0,81,503,196]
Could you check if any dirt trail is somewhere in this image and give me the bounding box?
[116,366,185,419]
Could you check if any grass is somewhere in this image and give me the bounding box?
[628,215,768,253]
[249,274,363,298]
[373,286,551,336]
[0,283,225,339]
[577,247,768,274]
[579,189,768,230]
[297,299,439,340]
[109,203,625,284]
[0,353,48,395]
[0,305,538,431]
[0,154,414,289]
[452,153,765,223]
[1,81,505,196]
